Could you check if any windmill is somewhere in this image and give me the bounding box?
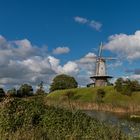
[90,42,116,86]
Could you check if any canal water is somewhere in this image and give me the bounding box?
[83,110,140,138]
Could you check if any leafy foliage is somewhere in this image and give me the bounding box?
[7,88,17,97]
[114,78,140,96]
[95,89,106,103]
[17,84,33,97]
[0,88,5,97]
[50,74,78,92]
[0,97,128,140]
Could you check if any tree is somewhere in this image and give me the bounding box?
[114,78,123,92]
[17,84,33,97]
[7,88,17,97]
[130,80,140,91]
[50,74,78,92]
[36,81,45,95]
[0,88,5,97]
[114,78,140,96]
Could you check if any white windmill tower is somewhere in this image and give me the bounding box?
[90,42,116,86]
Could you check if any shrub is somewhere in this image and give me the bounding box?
[0,96,128,140]
[0,88,5,97]
[63,91,75,110]
[17,84,33,97]
[95,89,106,103]
[0,97,46,133]
[7,88,17,97]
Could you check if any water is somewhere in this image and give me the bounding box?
[83,110,140,138]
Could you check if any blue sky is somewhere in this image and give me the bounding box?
[0,0,140,89]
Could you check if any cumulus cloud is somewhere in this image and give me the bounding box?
[0,36,96,88]
[129,74,140,81]
[53,47,70,55]
[74,52,97,86]
[74,16,102,31]
[0,36,55,87]
[62,61,79,75]
[104,31,140,60]
[2,34,120,90]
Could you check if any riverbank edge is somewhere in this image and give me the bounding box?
[46,100,140,113]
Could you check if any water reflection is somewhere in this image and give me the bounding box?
[83,110,140,138]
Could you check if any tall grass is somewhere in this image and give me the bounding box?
[47,86,140,112]
[0,96,129,140]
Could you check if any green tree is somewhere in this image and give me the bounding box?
[114,78,123,92]
[7,88,17,97]
[130,80,140,91]
[17,84,33,97]
[50,74,78,92]
[114,78,140,96]
[121,79,132,96]
[0,88,5,97]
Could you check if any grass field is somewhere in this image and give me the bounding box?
[47,86,140,112]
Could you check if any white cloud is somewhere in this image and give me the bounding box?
[104,30,140,60]
[74,16,88,24]
[89,20,102,31]
[129,74,140,81]
[62,61,79,75]
[77,52,96,64]
[108,60,122,69]
[74,16,102,31]
[0,35,97,89]
[15,39,32,48]
[53,47,70,55]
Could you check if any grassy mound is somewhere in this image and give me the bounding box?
[47,86,140,105]
[0,97,128,140]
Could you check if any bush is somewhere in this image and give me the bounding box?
[7,88,17,97]
[0,97,128,140]
[17,84,33,97]
[95,89,106,103]
[50,74,78,92]
[0,97,46,133]
[0,88,5,97]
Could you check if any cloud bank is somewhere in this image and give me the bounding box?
[0,36,95,89]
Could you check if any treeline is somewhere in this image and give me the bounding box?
[0,82,45,98]
[114,78,140,96]
[0,74,78,98]
[0,74,140,98]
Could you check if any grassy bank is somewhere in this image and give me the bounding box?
[47,86,140,112]
[0,96,129,140]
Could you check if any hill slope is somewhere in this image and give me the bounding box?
[47,86,140,112]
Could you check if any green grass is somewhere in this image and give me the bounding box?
[47,86,140,108]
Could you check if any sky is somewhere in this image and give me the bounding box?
[0,0,140,90]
